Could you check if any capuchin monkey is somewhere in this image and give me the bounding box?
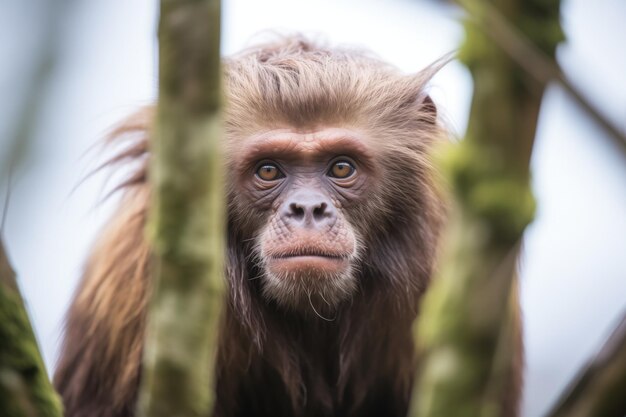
[54,37,522,417]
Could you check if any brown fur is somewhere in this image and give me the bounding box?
[54,37,521,417]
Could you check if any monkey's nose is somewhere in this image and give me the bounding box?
[284,192,335,228]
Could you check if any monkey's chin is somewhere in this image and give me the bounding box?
[261,257,357,314]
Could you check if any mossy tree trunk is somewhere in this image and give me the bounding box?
[0,240,63,417]
[136,0,225,416]
[410,1,563,417]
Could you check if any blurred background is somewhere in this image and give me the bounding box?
[0,0,624,416]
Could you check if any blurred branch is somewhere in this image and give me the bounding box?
[410,1,563,416]
[455,0,626,155]
[136,0,225,416]
[2,0,72,177]
[545,311,626,417]
[0,239,63,416]
[0,2,73,415]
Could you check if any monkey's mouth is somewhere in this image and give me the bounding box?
[273,251,349,260]
[268,251,351,275]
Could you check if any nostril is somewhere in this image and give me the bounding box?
[289,203,305,220]
[313,202,328,220]
[284,195,334,226]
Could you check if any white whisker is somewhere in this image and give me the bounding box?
[308,291,335,322]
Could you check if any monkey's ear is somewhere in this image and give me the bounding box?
[410,52,452,126]
[416,93,438,126]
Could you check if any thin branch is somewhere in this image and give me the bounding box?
[544,311,626,417]
[2,0,73,177]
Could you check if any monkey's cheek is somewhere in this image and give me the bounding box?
[266,256,351,277]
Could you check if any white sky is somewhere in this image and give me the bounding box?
[0,1,624,417]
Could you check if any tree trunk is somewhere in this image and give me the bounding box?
[136,0,225,416]
[409,1,563,416]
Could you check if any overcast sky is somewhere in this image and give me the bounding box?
[0,1,625,416]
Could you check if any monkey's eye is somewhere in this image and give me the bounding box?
[328,160,356,179]
[256,163,283,181]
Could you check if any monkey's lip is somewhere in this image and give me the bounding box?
[273,252,349,259]
[268,253,351,274]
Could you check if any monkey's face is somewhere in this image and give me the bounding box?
[233,127,378,312]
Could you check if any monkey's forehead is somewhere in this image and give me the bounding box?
[227,127,382,163]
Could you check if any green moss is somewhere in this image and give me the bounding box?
[458,0,564,73]
[518,16,564,54]
[468,177,535,241]
[0,285,63,417]
[439,141,535,243]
